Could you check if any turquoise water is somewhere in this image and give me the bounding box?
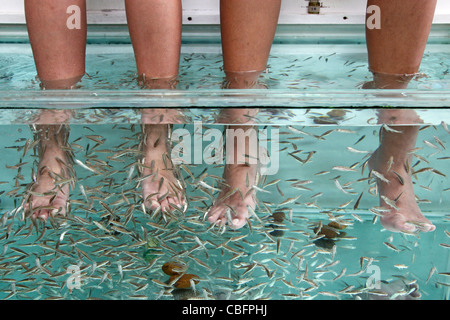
[0,25,449,300]
[1,25,450,112]
[0,123,449,300]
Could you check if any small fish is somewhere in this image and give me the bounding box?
[336,129,356,134]
[318,291,339,298]
[383,242,401,252]
[423,140,441,151]
[433,136,446,150]
[442,121,450,134]
[346,146,369,154]
[392,171,404,185]
[382,124,402,133]
[338,285,356,293]
[152,279,171,288]
[339,199,353,208]
[381,196,398,210]
[436,282,450,287]
[287,126,312,137]
[386,156,394,172]
[354,192,364,210]
[371,170,390,184]
[92,221,111,233]
[110,225,132,235]
[264,179,281,188]
[333,166,357,172]
[250,185,271,194]
[334,179,349,194]
[333,268,347,281]
[351,213,363,223]
[367,290,389,297]
[354,135,366,145]
[75,159,98,174]
[279,195,301,206]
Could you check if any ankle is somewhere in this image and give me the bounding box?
[138,75,178,89]
[371,72,414,89]
[39,75,84,90]
[223,70,266,89]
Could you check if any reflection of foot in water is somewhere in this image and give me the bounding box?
[368,123,435,233]
[25,124,73,220]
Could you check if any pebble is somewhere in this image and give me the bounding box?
[169,274,200,289]
[162,261,188,276]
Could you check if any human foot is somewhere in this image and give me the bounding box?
[223,73,268,90]
[368,146,435,233]
[361,72,413,90]
[140,124,186,215]
[25,167,71,220]
[24,126,73,220]
[207,162,258,230]
[141,156,186,214]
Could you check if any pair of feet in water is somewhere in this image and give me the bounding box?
[24,126,435,234]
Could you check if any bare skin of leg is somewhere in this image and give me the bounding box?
[125,0,181,83]
[366,0,437,78]
[125,0,186,213]
[207,0,281,229]
[220,0,281,89]
[24,0,86,220]
[365,0,437,233]
[25,0,86,88]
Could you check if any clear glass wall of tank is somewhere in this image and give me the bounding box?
[0,24,449,300]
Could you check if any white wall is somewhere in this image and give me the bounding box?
[1,0,449,24]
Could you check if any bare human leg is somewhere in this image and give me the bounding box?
[365,0,437,233]
[125,0,186,214]
[24,0,86,220]
[207,0,281,230]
